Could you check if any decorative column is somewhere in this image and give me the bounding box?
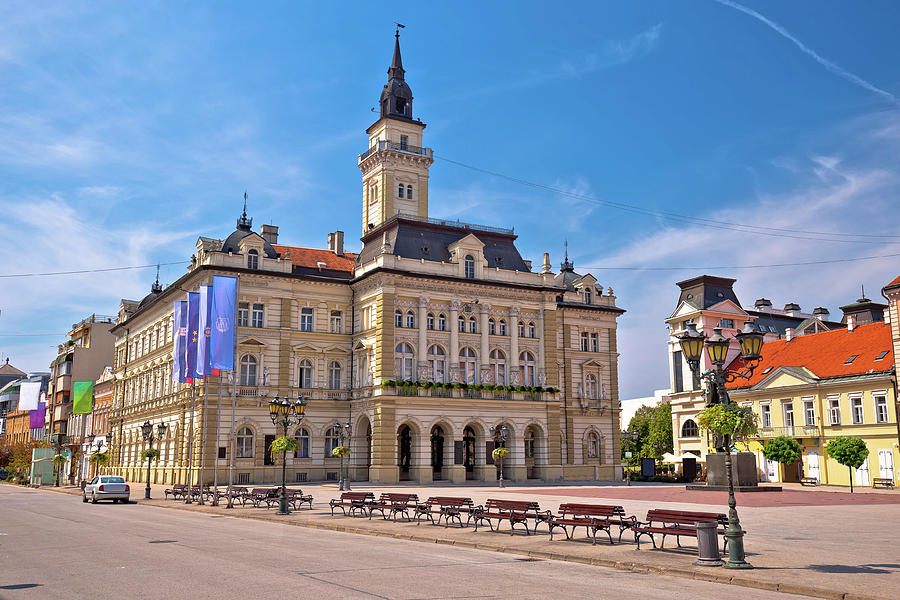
[449,300,461,382]
[509,307,520,382]
[417,297,429,380]
[537,309,547,385]
[479,303,491,383]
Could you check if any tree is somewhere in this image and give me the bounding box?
[762,436,801,480]
[825,436,869,493]
[623,401,673,467]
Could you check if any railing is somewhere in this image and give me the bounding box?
[359,140,433,161]
[382,212,514,236]
[382,386,550,401]
[756,425,819,438]
[237,386,350,400]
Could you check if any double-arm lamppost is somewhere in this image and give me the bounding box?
[490,425,509,488]
[140,421,167,500]
[678,322,764,570]
[333,419,352,491]
[268,396,307,515]
[621,429,639,486]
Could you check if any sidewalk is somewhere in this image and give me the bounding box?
[42,481,899,600]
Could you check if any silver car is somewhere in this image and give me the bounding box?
[83,475,130,504]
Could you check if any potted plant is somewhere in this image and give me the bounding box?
[141,448,160,462]
[492,447,510,487]
[268,436,300,463]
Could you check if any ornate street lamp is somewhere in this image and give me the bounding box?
[333,419,353,491]
[677,321,765,569]
[490,425,509,488]
[268,395,307,515]
[140,421,167,500]
[621,429,639,486]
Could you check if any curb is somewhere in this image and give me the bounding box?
[26,485,878,600]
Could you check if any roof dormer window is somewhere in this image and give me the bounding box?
[247,249,259,270]
[464,255,475,279]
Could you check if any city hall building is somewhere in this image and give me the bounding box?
[108,34,625,486]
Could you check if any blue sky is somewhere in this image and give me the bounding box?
[2,1,899,399]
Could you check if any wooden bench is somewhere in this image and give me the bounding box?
[164,484,187,500]
[800,477,818,487]
[330,491,375,517]
[554,503,637,542]
[472,499,550,535]
[873,478,895,489]
[415,496,475,527]
[369,493,420,521]
[632,509,732,551]
[285,489,314,510]
[246,487,278,507]
[548,504,624,545]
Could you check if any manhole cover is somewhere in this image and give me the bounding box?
[148,540,178,544]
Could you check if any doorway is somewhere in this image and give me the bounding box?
[878,449,894,481]
[431,425,445,480]
[855,457,871,487]
[805,450,820,482]
[398,425,412,481]
[524,427,537,479]
[463,426,476,480]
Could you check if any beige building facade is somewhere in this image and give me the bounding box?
[107,34,625,487]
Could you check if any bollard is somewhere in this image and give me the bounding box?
[693,521,724,567]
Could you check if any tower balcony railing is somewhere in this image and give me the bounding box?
[359,140,433,161]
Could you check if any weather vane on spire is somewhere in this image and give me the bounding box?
[395,22,405,37]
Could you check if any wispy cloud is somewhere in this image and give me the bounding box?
[713,0,898,105]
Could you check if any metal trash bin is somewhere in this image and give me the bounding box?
[694,521,724,567]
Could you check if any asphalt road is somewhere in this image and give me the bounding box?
[0,485,808,600]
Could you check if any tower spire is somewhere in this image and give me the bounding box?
[561,240,574,272]
[390,24,405,78]
[237,191,252,230]
[151,264,162,293]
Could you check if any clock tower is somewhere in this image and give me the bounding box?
[358,30,433,233]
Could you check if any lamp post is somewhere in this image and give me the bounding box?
[333,419,352,491]
[490,425,509,488]
[621,429,639,486]
[90,436,108,479]
[140,420,168,500]
[268,396,307,515]
[678,321,764,570]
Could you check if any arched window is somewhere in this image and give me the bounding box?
[586,431,600,458]
[681,419,699,438]
[395,343,415,380]
[518,321,525,338]
[298,359,313,388]
[407,185,413,200]
[240,355,257,386]
[464,255,475,279]
[294,427,310,458]
[585,374,597,399]
[427,313,435,330]
[406,310,415,329]
[428,345,446,382]
[520,351,536,385]
[324,426,340,456]
[489,318,496,335]
[329,361,342,389]
[525,428,536,459]
[499,319,507,336]
[490,349,506,385]
[460,347,478,384]
[458,315,465,332]
[395,309,403,328]
[528,322,536,338]
[236,427,254,458]
[438,313,447,331]
[247,249,259,270]
[469,317,477,333]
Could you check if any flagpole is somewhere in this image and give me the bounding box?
[198,383,206,505]
[184,382,195,504]
[226,276,239,509]
[212,371,222,505]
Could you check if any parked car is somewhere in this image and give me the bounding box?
[82,475,130,504]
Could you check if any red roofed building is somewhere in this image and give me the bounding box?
[725,320,898,487]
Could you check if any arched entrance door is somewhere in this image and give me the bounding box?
[431,425,445,480]
[398,425,412,481]
[524,427,537,479]
[463,426,476,480]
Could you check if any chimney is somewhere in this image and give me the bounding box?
[783,302,801,315]
[847,315,856,332]
[786,328,793,341]
[541,252,551,274]
[328,231,344,255]
[813,307,830,320]
[754,298,773,310]
[260,224,278,245]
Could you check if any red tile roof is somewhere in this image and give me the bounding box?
[272,245,356,273]
[726,321,894,389]
[888,274,900,287]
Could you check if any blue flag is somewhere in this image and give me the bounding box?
[196,285,212,378]
[172,301,188,383]
[210,275,237,370]
[186,292,200,382]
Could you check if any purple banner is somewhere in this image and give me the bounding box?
[30,402,45,429]
[172,301,188,383]
[186,292,199,382]
[210,275,237,370]
[196,285,212,378]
